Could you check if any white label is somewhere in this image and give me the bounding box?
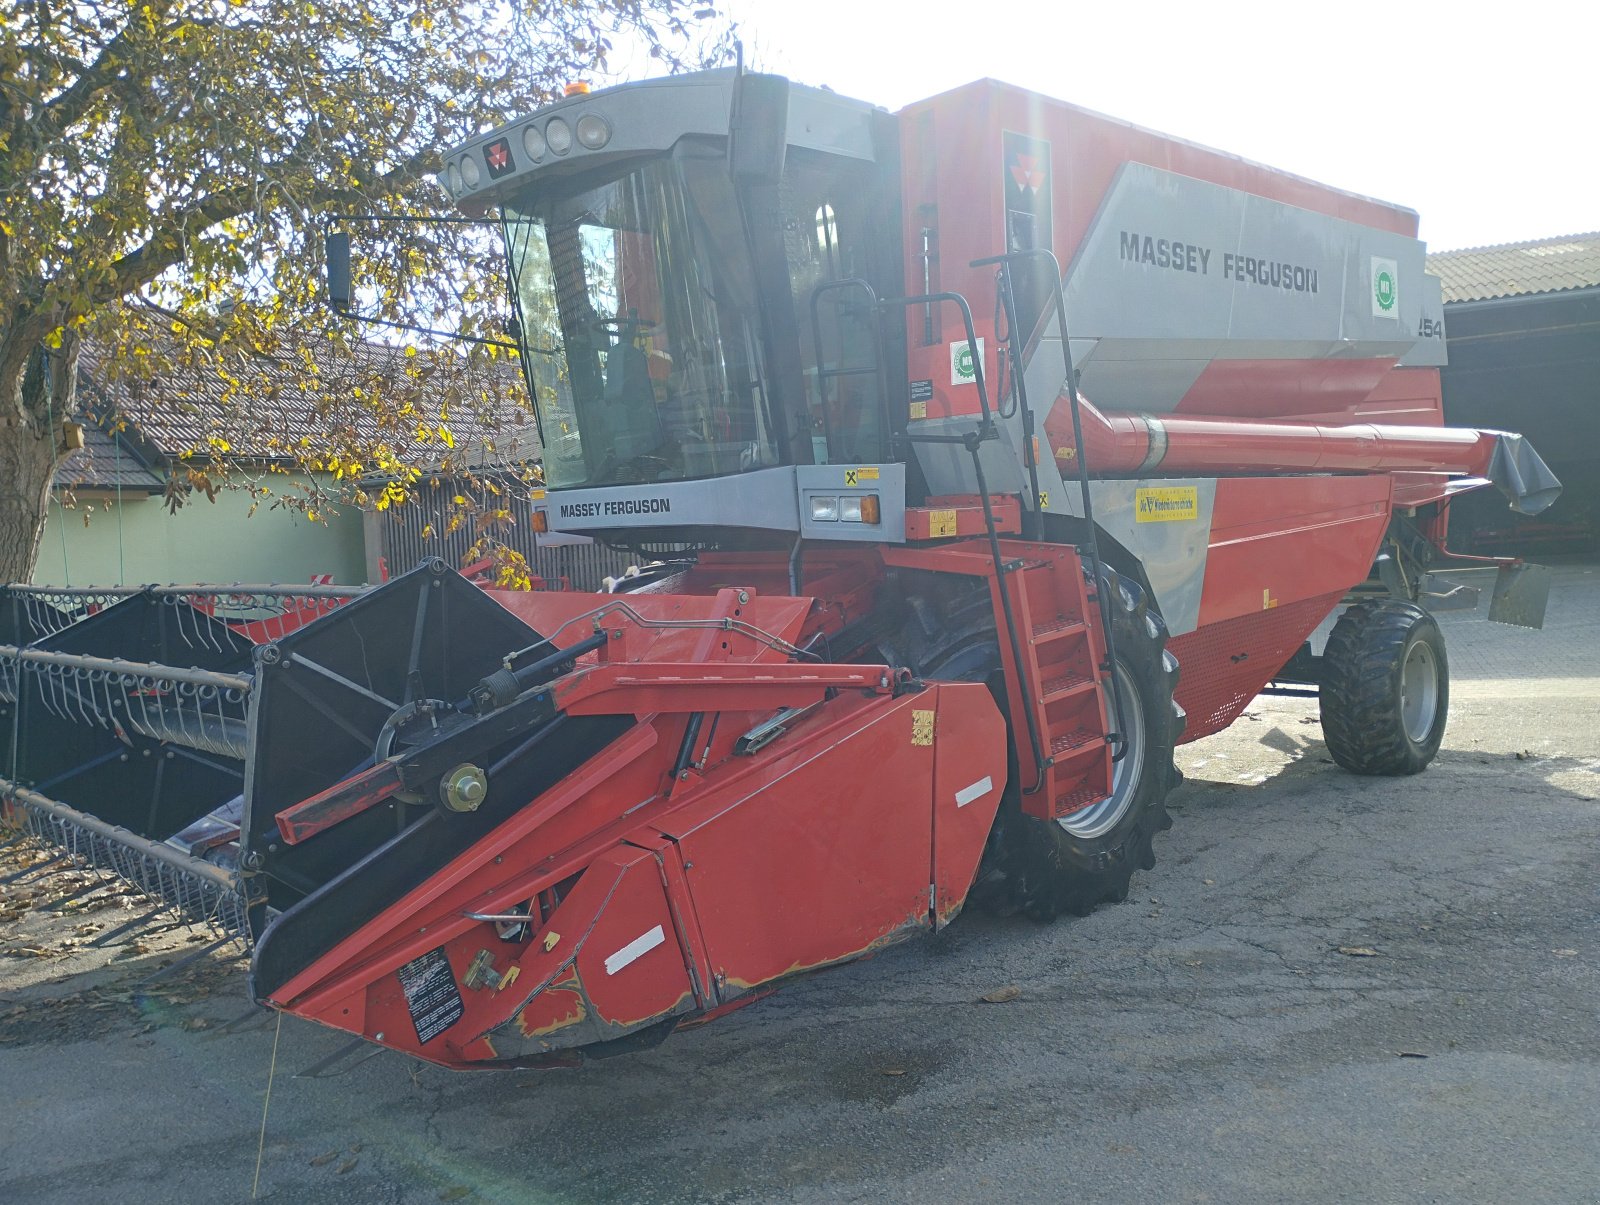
[955,775,994,808]
[604,924,665,975]
[1371,256,1399,318]
[950,337,985,386]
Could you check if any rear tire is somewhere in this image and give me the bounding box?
[1320,599,1449,775]
[986,570,1184,921]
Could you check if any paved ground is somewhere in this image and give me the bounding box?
[3,563,1597,1204]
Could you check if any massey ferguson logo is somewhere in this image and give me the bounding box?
[483,138,516,179]
[559,497,672,519]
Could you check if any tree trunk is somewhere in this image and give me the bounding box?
[0,335,78,583]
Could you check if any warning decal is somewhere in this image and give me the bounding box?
[397,946,465,1045]
[1134,486,1199,523]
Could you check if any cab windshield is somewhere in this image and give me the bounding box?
[505,148,776,489]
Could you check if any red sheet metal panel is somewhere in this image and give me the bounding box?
[1197,476,1391,627]
[929,684,1009,926]
[661,685,1006,996]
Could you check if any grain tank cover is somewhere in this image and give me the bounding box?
[1054,161,1445,414]
[899,79,1450,422]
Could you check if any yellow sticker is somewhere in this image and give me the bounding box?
[1038,491,1049,509]
[1134,486,1198,523]
[928,508,958,537]
[849,466,880,483]
[909,400,928,421]
[911,710,936,746]
[530,488,547,501]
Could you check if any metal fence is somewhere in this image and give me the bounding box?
[376,487,685,591]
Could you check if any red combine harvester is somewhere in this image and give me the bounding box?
[2,70,1559,1069]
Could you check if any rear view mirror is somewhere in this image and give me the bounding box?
[325,230,352,312]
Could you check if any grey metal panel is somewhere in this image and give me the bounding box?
[1399,273,1448,367]
[444,70,881,206]
[796,463,907,542]
[1080,479,1217,637]
[785,88,880,161]
[537,467,802,534]
[1070,357,1212,415]
[1048,162,1433,411]
[444,74,735,204]
[908,415,1035,501]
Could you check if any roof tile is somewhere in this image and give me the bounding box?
[1428,232,1600,303]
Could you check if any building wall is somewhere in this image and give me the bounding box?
[33,475,368,587]
[1440,288,1600,554]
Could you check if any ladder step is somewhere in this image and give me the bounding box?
[1030,618,1087,644]
[1049,728,1103,758]
[1053,785,1105,819]
[1040,673,1096,703]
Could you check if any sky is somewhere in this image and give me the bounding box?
[714,0,1598,252]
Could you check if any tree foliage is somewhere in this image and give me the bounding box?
[0,0,725,580]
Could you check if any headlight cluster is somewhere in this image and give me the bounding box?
[809,495,881,524]
[449,108,613,196]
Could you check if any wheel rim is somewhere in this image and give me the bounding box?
[1059,663,1145,840]
[1399,640,1440,743]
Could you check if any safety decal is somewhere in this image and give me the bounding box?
[844,466,880,486]
[927,508,958,537]
[397,946,465,1044]
[605,924,666,975]
[912,709,936,746]
[1134,486,1198,523]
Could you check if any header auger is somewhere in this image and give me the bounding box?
[3,67,1558,1069]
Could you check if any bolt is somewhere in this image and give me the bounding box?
[441,763,488,813]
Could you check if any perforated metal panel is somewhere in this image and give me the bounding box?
[1168,592,1343,741]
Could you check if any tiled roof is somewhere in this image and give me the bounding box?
[1428,232,1600,304]
[75,332,541,471]
[55,421,165,493]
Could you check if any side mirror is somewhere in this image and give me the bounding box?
[325,230,352,312]
[729,73,789,187]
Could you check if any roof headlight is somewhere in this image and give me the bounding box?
[545,117,572,155]
[521,123,546,161]
[810,496,839,522]
[460,155,482,189]
[446,162,462,194]
[575,113,611,151]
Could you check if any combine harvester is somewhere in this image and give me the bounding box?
[2,70,1559,1069]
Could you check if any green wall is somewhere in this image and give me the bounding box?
[34,475,368,587]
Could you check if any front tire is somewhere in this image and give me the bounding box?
[1320,599,1449,775]
[987,570,1184,920]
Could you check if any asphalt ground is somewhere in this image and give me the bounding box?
[2,562,1596,1204]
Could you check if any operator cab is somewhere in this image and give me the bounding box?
[442,70,907,542]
